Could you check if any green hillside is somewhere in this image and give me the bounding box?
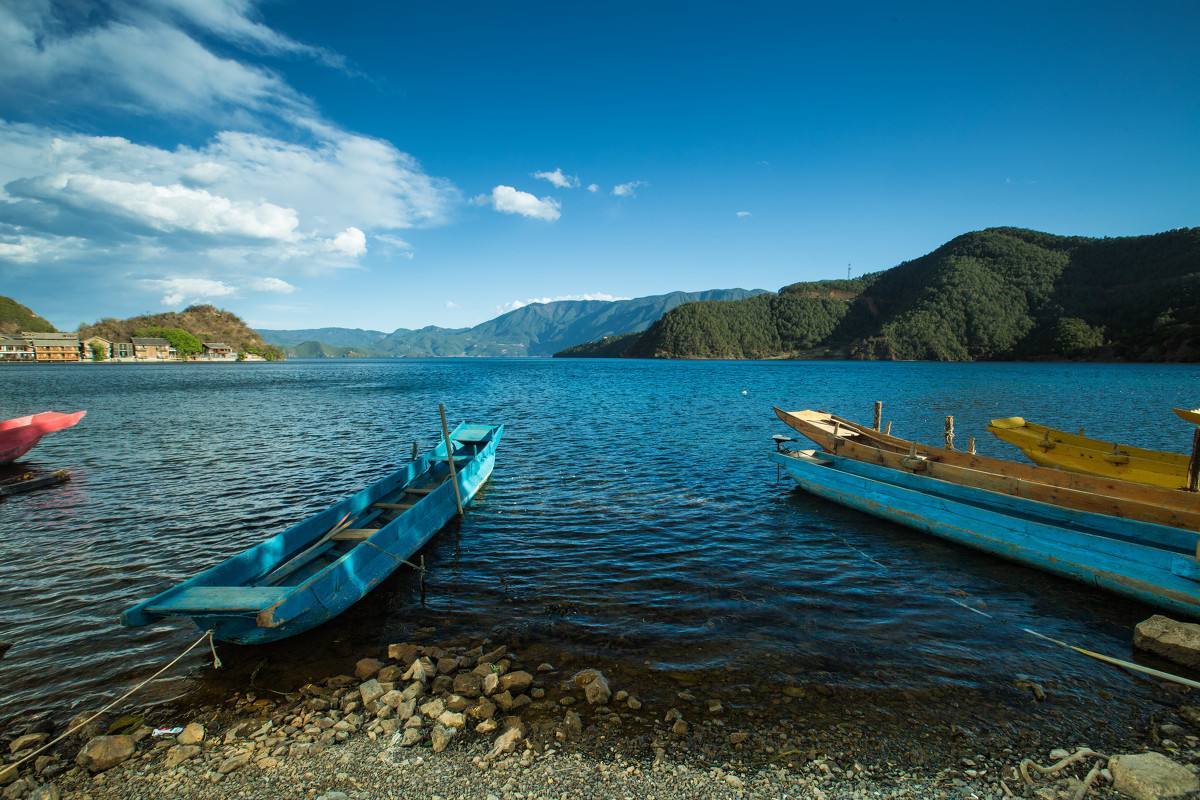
[80,304,285,360]
[561,227,1200,361]
[290,340,375,358]
[0,296,56,335]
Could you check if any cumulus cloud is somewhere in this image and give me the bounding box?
[586,183,599,193]
[736,210,752,218]
[483,185,561,221]
[612,180,647,197]
[532,168,579,189]
[498,292,629,312]
[328,226,367,256]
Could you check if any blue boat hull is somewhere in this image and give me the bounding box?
[772,448,1200,618]
[123,422,502,644]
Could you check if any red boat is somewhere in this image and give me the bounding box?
[0,411,86,464]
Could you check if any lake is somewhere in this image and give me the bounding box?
[1,358,1198,725]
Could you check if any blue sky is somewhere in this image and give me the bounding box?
[0,1,1197,332]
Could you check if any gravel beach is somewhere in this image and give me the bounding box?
[5,635,1200,800]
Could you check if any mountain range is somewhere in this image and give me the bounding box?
[561,227,1200,361]
[257,289,767,357]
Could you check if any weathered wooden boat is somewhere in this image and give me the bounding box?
[775,409,1200,532]
[122,421,502,644]
[0,469,71,498]
[0,411,86,464]
[770,445,1200,617]
[987,416,1191,490]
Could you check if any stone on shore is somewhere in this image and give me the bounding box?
[453,672,483,698]
[354,657,385,680]
[358,679,385,705]
[75,736,135,772]
[162,744,200,770]
[175,723,204,746]
[217,752,251,774]
[1133,616,1200,669]
[387,643,419,665]
[9,734,48,754]
[489,727,523,759]
[498,670,532,693]
[482,672,500,696]
[1109,752,1199,800]
[430,725,456,753]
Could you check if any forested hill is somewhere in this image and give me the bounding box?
[0,296,56,335]
[79,305,284,359]
[559,227,1200,361]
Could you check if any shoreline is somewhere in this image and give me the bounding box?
[5,630,1200,799]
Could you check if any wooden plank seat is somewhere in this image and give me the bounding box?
[146,586,289,614]
[405,486,437,495]
[373,502,414,510]
[330,527,379,541]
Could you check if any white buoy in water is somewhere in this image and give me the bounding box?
[741,389,748,396]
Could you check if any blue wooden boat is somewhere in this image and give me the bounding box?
[771,445,1200,618]
[122,422,502,644]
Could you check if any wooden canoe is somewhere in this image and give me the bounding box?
[771,447,1200,618]
[774,408,1200,532]
[987,416,1190,490]
[0,411,86,464]
[122,421,502,644]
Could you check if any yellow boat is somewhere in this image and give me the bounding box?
[987,416,1192,490]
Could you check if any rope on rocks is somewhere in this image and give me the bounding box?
[1,629,220,780]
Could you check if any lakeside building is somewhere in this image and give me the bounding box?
[0,336,34,361]
[23,332,81,362]
[109,338,134,360]
[131,337,176,361]
[81,336,112,361]
[200,342,236,361]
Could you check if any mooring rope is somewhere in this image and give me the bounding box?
[1,629,220,780]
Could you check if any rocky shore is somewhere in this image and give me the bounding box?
[4,633,1200,800]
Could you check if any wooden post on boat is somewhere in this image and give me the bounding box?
[968,436,976,455]
[884,421,892,435]
[412,441,419,461]
[439,404,464,516]
[944,416,955,451]
[873,401,883,431]
[1187,428,1200,494]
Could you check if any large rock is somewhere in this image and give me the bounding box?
[358,679,385,705]
[75,736,135,772]
[387,643,419,665]
[162,745,200,770]
[176,723,204,746]
[9,734,48,754]
[354,658,384,680]
[1134,616,1200,669]
[452,672,483,698]
[498,671,532,694]
[430,725,455,753]
[218,752,251,774]
[489,727,523,759]
[1110,752,1200,800]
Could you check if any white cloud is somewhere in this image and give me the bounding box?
[532,168,579,189]
[144,277,237,307]
[612,180,647,197]
[445,300,460,309]
[498,292,629,312]
[484,185,561,222]
[736,210,752,218]
[248,277,296,294]
[328,227,367,257]
[586,183,599,193]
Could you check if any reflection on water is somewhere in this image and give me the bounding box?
[1,359,1198,722]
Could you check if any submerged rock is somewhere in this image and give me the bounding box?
[1109,752,1199,800]
[8,734,48,754]
[1133,616,1200,669]
[354,658,384,680]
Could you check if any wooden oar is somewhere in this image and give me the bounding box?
[260,512,353,585]
[439,404,464,516]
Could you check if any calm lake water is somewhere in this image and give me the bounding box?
[1,359,1198,724]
